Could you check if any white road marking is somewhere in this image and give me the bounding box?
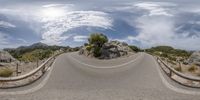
[69,53,143,69]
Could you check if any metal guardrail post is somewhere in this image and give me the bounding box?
[169,71,172,77]
[16,63,19,76]
[0,52,63,89]
[42,64,46,74]
[156,56,200,88]
[179,61,182,72]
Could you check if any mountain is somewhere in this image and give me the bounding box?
[29,42,48,48]
[3,42,70,61]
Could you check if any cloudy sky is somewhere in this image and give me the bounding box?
[0,0,200,50]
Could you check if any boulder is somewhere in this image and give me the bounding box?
[0,50,16,63]
[100,41,132,59]
[188,51,200,66]
[79,46,94,58]
[79,41,134,59]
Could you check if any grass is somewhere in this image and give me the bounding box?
[0,67,13,77]
[174,67,182,72]
[167,60,176,65]
[188,65,198,72]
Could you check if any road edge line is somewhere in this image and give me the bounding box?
[69,53,143,69]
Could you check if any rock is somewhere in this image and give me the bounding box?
[100,41,133,59]
[79,41,134,59]
[79,46,94,58]
[0,50,16,63]
[188,51,200,66]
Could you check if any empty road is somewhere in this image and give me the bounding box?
[1,52,200,100]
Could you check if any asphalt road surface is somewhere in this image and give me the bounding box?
[1,52,200,100]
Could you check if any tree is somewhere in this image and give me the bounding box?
[88,33,108,47]
[86,33,109,57]
[129,45,140,52]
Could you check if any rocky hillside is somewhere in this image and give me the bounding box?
[3,42,71,62]
[0,50,16,63]
[79,33,135,59]
[188,51,200,66]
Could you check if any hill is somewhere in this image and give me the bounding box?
[146,46,192,61]
[3,42,71,62]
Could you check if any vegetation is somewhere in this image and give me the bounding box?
[20,49,53,62]
[85,33,141,57]
[0,67,13,77]
[174,67,182,72]
[188,65,198,72]
[146,46,191,61]
[86,44,93,51]
[129,45,141,52]
[4,42,70,62]
[88,33,108,47]
[93,47,101,57]
[87,33,108,57]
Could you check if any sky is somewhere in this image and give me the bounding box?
[0,0,200,50]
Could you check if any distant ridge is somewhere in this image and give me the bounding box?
[3,42,70,60]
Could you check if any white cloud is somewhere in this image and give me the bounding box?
[73,35,88,42]
[0,32,9,45]
[0,21,16,28]
[131,16,174,47]
[17,38,28,43]
[42,4,74,8]
[134,2,174,16]
[39,11,113,45]
[0,5,113,46]
[126,14,200,50]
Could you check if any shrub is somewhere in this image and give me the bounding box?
[21,49,53,62]
[84,43,89,46]
[129,45,140,52]
[174,67,181,72]
[188,65,197,72]
[88,33,108,47]
[168,56,176,61]
[0,67,13,77]
[86,45,93,51]
[160,53,168,58]
[93,47,101,57]
[167,60,176,65]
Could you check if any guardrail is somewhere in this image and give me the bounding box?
[0,52,63,88]
[156,57,200,88]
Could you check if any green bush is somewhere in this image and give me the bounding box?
[86,45,93,51]
[88,33,108,47]
[84,43,89,46]
[93,47,101,57]
[153,51,161,56]
[168,56,176,61]
[160,53,168,58]
[129,45,140,52]
[0,67,13,77]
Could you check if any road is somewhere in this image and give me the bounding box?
[1,52,200,100]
